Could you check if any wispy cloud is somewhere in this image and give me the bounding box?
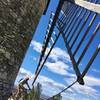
[36,75,67,96]
[30,40,70,62]
[30,40,42,53]
[84,75,100,87]
[92,68,100,73]
[45,61,73,76]
[16,67,100,100]
[16,68,67,97]
[27,40,100,99]
[64,75,100,100]
[30,40,72,76]
[49,47,71,63]
[19,67,33,77]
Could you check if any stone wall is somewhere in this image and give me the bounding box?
[0,0,46,99]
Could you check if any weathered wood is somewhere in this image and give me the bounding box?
[72,0,100,13]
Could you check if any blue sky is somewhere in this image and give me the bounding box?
[16,0,100,100]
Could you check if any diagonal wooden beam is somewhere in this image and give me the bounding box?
[34,0,64,75]
[62,34,84,85]
[82,44,100,77]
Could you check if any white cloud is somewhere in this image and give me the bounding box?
[45,61,73,76]
[16,67,100,100]
[30,40,70,62]
[30,40,49,55]
[84,75,100,87]
[16,68,74,99]
[40,75,100,100]
[31,56,37,61]
[16,68,67,97]
[92,68,100,73]
[30,40,72,76]
[36,75,74,98]
[64,75,100,100]
[28,40,100,99]
[30,40,42,53]
[50,47,70,62]
[19,67,33,78]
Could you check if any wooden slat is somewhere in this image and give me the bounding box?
[71,0,100,14]
[82,45,100,77]
[62,34,84,85]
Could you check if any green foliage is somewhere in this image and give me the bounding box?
[23,83,42,100]
[9,83,62,100]
[52,94,62,100]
